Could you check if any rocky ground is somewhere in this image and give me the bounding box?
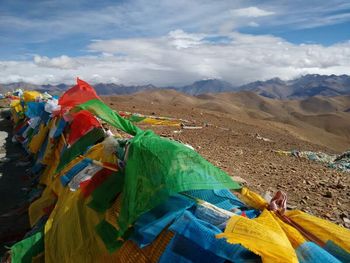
[104,96,350,228]
[0,107,31,255]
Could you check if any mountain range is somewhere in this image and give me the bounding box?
[1,74,350,99]
[240,74,350,99]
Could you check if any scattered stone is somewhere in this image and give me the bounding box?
[343,217,350,224]
[323,191,333,198]
[336,182,346,189]
[319,181,326,187]
[287,204,297,210]
[339,212,349,219]
[0,131,8,148]
[306,180,314,186]
[234,149,244,156]
[325,213,332,219]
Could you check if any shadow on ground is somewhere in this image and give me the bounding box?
[0,109,31,256]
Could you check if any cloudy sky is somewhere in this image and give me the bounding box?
[1,0,350,86]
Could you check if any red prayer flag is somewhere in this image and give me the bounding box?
[80,168,113,198]
[67,110,101,145]
[58,78,99,113]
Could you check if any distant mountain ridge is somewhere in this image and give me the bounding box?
[239,74,350,99]
[176,79,238,95]
[0,82,70,96]
[1,74,350,99]
[93,83,158,95]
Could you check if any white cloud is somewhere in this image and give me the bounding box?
[248,21,259,27]
[0,30,350,86]
[168,29,206,49]
[33,55,79,69]
[230,7,274,17]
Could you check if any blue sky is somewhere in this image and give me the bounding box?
[0,0,350,85]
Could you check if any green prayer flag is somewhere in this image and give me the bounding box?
[74,99,142,135]
[11,231,44,263]
[127,115,146,123]
[88,171,124,212]
[56,127,105,173]
[117,130,241,237]
[95,220,122,252]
